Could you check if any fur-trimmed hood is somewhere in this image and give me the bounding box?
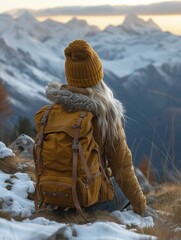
[45,81,97,114]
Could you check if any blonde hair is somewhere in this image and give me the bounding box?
[86,81,125,145]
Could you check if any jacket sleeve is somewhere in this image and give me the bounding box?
[107,125,146,215]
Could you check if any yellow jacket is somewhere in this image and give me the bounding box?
[93,118,146,215]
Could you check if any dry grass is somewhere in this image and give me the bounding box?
[0,210,11,220]
[136,221,181,239]
[138,183,181,239]
[20,159,35,182]
[30,209,122,225]
[0,156,23,174]
[0,198,11,220]
[147,183,181,215]
[171,199,181,224]
[0,156,35,181]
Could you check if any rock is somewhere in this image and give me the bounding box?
[10,134,34,160]
[135,168,152,193]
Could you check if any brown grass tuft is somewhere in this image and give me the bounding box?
[18,159,35,182]
[0,156,23,173]
[0,156,36,182]
[0,210,11,220]
[147,183,181,214]
[145,183,181,239]
[170,198,181,225]
[30,209,121,225]
[136,221,181,239]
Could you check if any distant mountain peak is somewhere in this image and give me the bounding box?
[66,17,99,32]
[122,13,161,32]
[147,18,161,30]
[17,11,37,23]
[67,17,88,26]
[122,13,140,25]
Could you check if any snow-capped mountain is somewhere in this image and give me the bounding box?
[121,13,161,34]
[0,12,181,175]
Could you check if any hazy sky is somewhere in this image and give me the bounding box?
[1,0,181,12]
[0,0,181,34]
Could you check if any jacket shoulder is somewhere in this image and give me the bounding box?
[34,103,94,132]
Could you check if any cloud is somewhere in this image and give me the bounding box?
[32,2,181,16]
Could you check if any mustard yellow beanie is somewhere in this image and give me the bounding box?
[64,40,103,88]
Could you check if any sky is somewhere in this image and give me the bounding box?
[0,0,181,35]
[0,0,181,12]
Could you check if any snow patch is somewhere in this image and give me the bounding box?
[0,142,15,159]
[0,171,35,217]
[112,210,154,228]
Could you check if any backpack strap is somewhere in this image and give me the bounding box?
[72,141,83,215]
[72,112,93,186]
[96,148,112,185]
[78,143,93,186]
[34,104,54,176]
[34,104,54,210]
[72,111,93,217]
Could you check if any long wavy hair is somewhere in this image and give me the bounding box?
[86,81,125,146]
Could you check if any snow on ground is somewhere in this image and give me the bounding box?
[0,142,15,159]
[0,217,63,240]
[0,171,35,217]
[0,215,156,240]
[112,210,154,228]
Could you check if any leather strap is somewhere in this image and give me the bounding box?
[95,148,111,185]
[72,112,89,217]
[72,112,93,186]
[78,143,93,186]
[35,105,54,176]
[72,147,84,216]
[34,104,54,209]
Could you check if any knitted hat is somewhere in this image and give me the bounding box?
[64,40,103,88]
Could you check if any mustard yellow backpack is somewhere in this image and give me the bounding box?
[34,104,114,214]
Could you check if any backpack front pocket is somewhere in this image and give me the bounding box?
[77,173,102,207]
[39,176,74,207]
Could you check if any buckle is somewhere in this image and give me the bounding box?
[72,141,79,151]
[40,118,46,125]
[36,135,43,146]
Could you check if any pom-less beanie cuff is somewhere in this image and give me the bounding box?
[66,66,103,88]
[64,40,103,88]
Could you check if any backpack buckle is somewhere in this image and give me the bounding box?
[40,118,46,125]
[72,141,79,151]
[36,135,43,146]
